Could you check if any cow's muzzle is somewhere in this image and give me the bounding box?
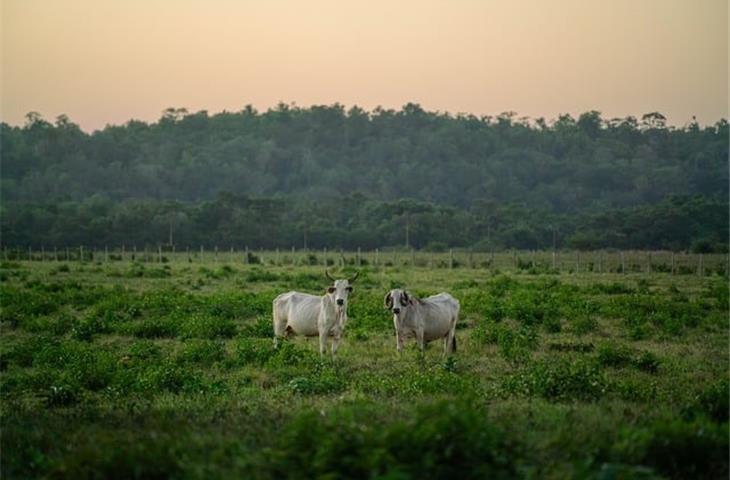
[392,308,400,314]
[336,299,344,306]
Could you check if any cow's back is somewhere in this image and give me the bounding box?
[425,293,459,312]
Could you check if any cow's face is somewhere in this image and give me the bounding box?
[327,279,353,308]
[384,288,410,317]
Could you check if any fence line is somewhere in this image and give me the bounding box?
[2,246,728,276]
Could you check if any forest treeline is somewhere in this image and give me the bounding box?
[1,104,728,250]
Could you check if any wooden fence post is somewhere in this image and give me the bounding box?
[375,248,379,267]
[105,246,108,263]
[357,247,362,267]
[647,252,652,273]
[698,254,703,276]
[449,249,454,269]
[79,246,84,263]
[620,251,625,274]
[411,248,415,266]
[323,248,327,266]
[671,252,676,275]
[244,246,249,264]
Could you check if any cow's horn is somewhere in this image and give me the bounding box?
[348,271,359,283]
[325,270,335,281]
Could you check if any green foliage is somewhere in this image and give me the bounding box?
[473,321,538,363]
[503,358,608,401]
[0,264,727,479]
[614,417,729,479]
[266,400,517,479]
[596,342,660,373]
[177,339,225,366]
[684,378,730,423]
[3,106,728,250]
[239,315,274,338]
[288,365,347,395]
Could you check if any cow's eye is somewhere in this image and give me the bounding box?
[346,286,353,292]
[327,287,336,293]
[400,297,408,306]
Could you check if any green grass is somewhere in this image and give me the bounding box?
[1,261,728,479]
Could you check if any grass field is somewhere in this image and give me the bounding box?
[1,260,728,479]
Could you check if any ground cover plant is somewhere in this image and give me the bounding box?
[1,260,727,479]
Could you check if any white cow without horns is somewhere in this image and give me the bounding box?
[384,288,459,354]
[273,271,358,357]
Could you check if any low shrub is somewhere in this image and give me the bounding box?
[288,366,347,395]
[503,358,607,401]
[265,400,518,479]
[177,339,226,366]
[239,315,274,338]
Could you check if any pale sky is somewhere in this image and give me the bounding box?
[1,0,727,131]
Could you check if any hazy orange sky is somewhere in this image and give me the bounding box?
[2,0,727,131]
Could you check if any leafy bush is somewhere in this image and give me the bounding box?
[596,342,634,368]
[234,338,276,365]
[615,417,729,479]
[177,339,226,366]
[503,358,607,401]
[180,313,236,339]
[43,384,78,407]
[596,342,660,373]
[684,378,729,423]
[265,400,518,479]
[288,366,347,395]
[239,315,274,338]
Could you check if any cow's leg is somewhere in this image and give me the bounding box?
[273,307,287,349]
[331,327,342,357]
[445,326,456,355]
[416,328,425,353]
[396,331,405,353]
[318,329,328,357]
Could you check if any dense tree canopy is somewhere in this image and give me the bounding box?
[1,104,727,250]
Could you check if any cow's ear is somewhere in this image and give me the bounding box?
[405,291,415,305]
[327,287,336,294]
[384,292,392,308]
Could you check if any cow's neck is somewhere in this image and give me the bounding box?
[323,294,346,322]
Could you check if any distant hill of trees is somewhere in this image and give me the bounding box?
[1,104,727,251]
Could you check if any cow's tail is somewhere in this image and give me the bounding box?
[451,334,457,353]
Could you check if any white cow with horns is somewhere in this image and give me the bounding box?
[273,271,358,356]
[384,288,459,354]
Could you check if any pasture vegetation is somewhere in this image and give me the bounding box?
[0,260,727,479]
